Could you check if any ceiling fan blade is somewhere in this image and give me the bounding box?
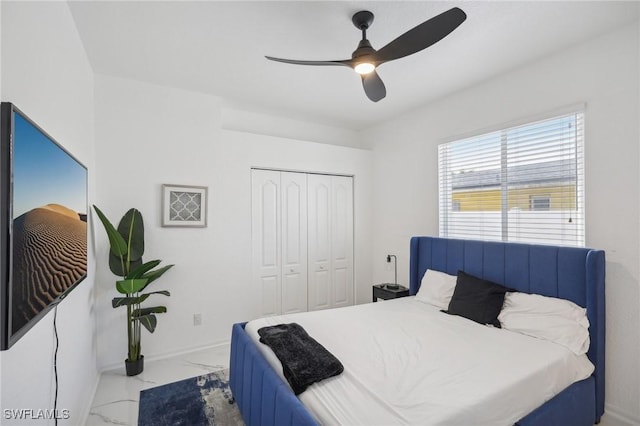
[265,56,352,67]
[373,7,466,64]
[361,71,386,102]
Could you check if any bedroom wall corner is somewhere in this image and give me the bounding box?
[0,2,98,425]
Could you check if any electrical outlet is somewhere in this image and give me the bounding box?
[193,313,202,326]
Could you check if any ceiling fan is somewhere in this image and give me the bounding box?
[265,7,467,102]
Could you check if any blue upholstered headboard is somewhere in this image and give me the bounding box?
[409,236,606,421]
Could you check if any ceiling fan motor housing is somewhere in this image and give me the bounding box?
[352,39,375,59]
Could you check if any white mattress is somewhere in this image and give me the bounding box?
[245,297,594,426]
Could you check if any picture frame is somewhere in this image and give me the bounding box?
[162,184,208,227]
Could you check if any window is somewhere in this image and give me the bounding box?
[438,111,584,247]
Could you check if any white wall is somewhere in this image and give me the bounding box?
[93,75,373,370]
[0,2,98,425]
[363,22,640,424]
[221,107,363,148]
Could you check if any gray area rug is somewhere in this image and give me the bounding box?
[138,369,244,426]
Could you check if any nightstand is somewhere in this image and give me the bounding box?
[373,284,410,302]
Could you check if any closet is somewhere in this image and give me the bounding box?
[251,169,354,317]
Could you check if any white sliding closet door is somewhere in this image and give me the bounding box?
[280,172,308,314]
[252,170,282,317]
[330,175,354,309]
[252,170,308,317]
[252,169,353,317]
[308,174,354,311]
[307,174,332,311]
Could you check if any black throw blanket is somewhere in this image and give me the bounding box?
[257,323,344,395]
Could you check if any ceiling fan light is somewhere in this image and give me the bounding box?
[354,62,375,75]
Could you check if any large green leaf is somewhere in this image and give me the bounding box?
[113,290,171,308]
[135,314,158,333]
[112,296,140,308]
[145,290,170,298]
[117,208,144,263]
[112,295,151,308]
[115,278,148,295]
[127,260,161,280]
[93,205,128,257]
[132,306,167,317]
[140,264,174,290]
[109,254,141,278]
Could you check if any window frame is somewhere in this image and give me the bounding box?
[438,109,585,247]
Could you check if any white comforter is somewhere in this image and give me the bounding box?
[245,297,594,426]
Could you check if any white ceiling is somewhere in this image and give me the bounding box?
[68,1,639,130]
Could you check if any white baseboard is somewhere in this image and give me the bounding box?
[602,404,640,426]
[142,340,232,364]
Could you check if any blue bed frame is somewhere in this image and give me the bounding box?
[230,237,606,426]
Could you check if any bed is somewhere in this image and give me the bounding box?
[229,236,605,425]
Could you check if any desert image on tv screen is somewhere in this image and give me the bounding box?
[11,113,87,336]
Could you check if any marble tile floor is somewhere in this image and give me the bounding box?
[87,344,230,426]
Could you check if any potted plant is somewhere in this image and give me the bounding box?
[93,205,174,376]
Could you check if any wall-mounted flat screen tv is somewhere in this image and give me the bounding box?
[1,102,87,350]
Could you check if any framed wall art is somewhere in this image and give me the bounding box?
[162,184,208,227]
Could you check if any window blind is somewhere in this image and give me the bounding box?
[438,112,584,247]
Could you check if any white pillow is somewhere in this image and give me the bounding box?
[415,269,457,310]
[499,292,590,355]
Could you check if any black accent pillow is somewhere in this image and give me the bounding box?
[442,270,508,328]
